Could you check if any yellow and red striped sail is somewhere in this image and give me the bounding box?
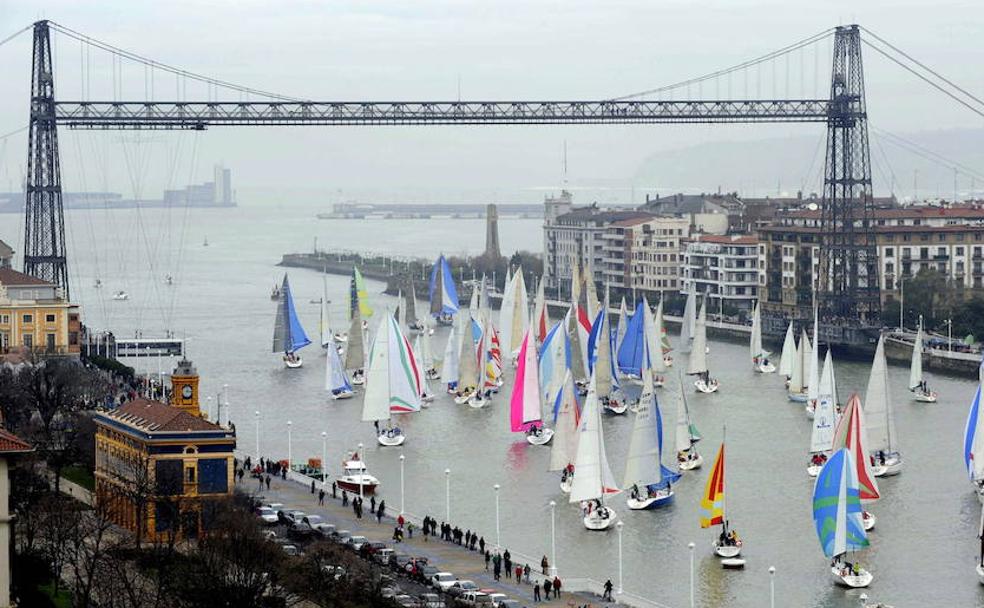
[699,443,725,528]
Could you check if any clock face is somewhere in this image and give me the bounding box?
[181,385,193,399]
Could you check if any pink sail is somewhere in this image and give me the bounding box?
[510,330,542,433]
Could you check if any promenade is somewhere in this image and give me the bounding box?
[242,467,664,608]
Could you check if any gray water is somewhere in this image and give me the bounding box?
[2,204,981,608]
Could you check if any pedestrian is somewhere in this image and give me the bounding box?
[479,536,486,554]
[377,507,383,524]
[603,579,613,601]
[310,480,316,494]
[524,563,531,582]
[493,560,501,581]
[393,526,401,542]
[397,514,405,528]
[541,554,549,575]
[378,500,386,520]
[515,565,523,582]
[484,550,491,571]
[465,530,471,547]
[407,522,414,539]
[331,481,337,498]
[544,578,552,600]
[318,489,325,505]
[553,575,561,597]
[370,495,376,514]
[533,581,541,602]
[342,490,348,506]
[281,467,287,480]
[265,475,271,490]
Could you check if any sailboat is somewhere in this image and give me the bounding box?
[350,267,374,320]
[977,502,984,584]
[778,321,796,383]
[647,299,669,388]
[550,371,581,493]
[615,297,629,357]
[675,375,703,470]
[272,274,311,369]
[412,335,434,404]
[532,279,549,345]
[657,298,674,369]
[832,394,880,532]
[499,267,530,364]
[406,283,425,332]
[589,307,625,414]
[325,333,354,400]
[623,368,680,510]
[511,329,554,445]
[421,322,439,380]
[788,329,812,403]
[319,279,334,350]
[440,319,460,392]
[430,254,459,326]
[700,437,743,560]
[455,314,481,405]
[362,313,422,446]
[679,282,697,354]
[569,373,621,529]
[909,324,937,402]
[345,305,366,385]
[749,302,776,373]
[805,312,821,418]
[813,448,873,588]
[962,362,984,501]
[616,300,646,383]
[807,351,838,477]
[687,298,719,394]
[866,336,903,477]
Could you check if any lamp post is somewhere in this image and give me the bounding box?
[358,442,365,499]
[616,521,624,596]
[549,500,557,576]
[254,410,260,458]
[493,483,501,549]
[286,420,293,469]
[321,431,328,490]
[947,318,953,351]
[206,396,213,421]
[444,468,451,521]
[399,454,406,516]
[769,566,776,608]
[899,275,905,331]
[688,542,695,608]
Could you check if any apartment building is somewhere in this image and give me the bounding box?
[681,234,760,312]
[602,215,689,302]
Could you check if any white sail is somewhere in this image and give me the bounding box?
[584,264,600,322]
[648,299,667,373]
[865,335,898,454]
[549,371,581,471]
[789,336,805,393]
[596,308,614,398]
[344,307,365,371]
[778,322,796,377]
[909,326,925,391]
[413,335,430,397]
[810,358,837,454]
[498,271,518,359]
[421,322,434,370]
[680,282,697,353]
[512,270,530,357]
[807,311,820,403]
[622,380,664,489]
[440,321,460,385]
[457,314,479,389]
[320,279,332,347]
[686,299,708,375]
[362,315,393,422]
[818,349,837,410]
[675,380,692,453]
[540,319,569,409]
[749,302,769,362]
[325,337,351,392]
[532,278,548,343]
[616,297,629,354]
[569,374,621,503]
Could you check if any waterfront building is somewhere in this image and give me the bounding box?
[640,192,737,234]
[94,359,236,541]
[602,215,689,302]
[0,265,80,356]
[758,205,984,321]
[0,429,31,608]
[681,234,760,313]
[0,241,11,268]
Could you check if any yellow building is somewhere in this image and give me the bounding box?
[94,359,236,541]
[0,267,80,356]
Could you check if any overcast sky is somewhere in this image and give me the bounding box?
[1,0,982,204]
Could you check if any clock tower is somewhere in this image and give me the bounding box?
[170,358,202,417]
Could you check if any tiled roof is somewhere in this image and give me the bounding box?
[107,398,220,433]
[781,206,984,220]
[556,208,653,224]
[0,267,52,287]
[689,234,758,245]
[760,224,984,234]
[0,428,32,453]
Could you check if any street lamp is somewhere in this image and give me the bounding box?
[549,500,557,576]
[769,566,776,608]
[688,542,696,608]
[946,318,953,351]
[494,483,501,549]
[358,442,365,499]
[321,431,328,490]
[286,420,293,469]
[445,468,451,521]
[399,454,406,516]
[254,410,260,458]
[616,521,624,596]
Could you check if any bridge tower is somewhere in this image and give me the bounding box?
[24,20,69,297]
[817,24,880,342]
[484,204,502,260]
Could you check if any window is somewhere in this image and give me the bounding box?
[45,314,55,323]
[884,248,894,257]
[22,314,32,324]
[957,247,965,256]
[0,314,8,324]
[185,467,196,483]
[23,335,32,348]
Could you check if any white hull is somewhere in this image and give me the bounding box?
[560,476,573,494]
[663,355,673,368]
[871,457,903,477]
[467,395,488,409]
[453,392,474,405]
[694,379,719,394]
[284,356,303,369]
[788,391,808,403]
[914,391,937,403]
[350,374,365,386]
[377,432,406,447]
[331,390,354,400]
[526,428,554,445]
[604,402,628,415]
[714,541,742,558]
[583,507,617,530]
[627,489,673,510]
[976,563,984,585]
[807,464,822,478]
[421,393,435,403]
[720,557,746,569]
[831,565,872,588]
[805,402,815,419]
[755,363,777,374]
[862,511,876,531]
[337,475,379,495]
[333,333,348,343]
[679,453,703,471]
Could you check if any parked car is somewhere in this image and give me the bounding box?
[266,502,285,512]
[346,535,369,551]
[448,580,479,598]
[314,523,337,538]
[390,553,413,570]
[374,548,395,565]
[285,510,306,524]
[431,572,456,591]
[321,564,346,581]
[418,592,444,608]
[334,530,353,544]
[301,515,324,528]
[416,565,440,584]
[487,593,507,607]
[496,600,521,608]
[261,530,277,541]
[364,541,387,555]
[393,595,417,608]
[280,544,300,556]
[461,591,493,607]
[255,506,279,525]
[286,523,319,541]
[381,586,401,599]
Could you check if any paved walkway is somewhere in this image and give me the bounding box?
[245,471,610,607]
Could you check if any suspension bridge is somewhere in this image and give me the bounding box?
[7,19,984,345]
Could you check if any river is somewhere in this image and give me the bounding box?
[1,203,980,607]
